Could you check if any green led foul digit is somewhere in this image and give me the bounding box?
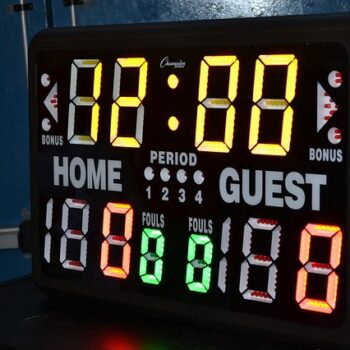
[139,228,165,285]
[185,234,213,293]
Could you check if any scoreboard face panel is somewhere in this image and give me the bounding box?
[29,14,350,346]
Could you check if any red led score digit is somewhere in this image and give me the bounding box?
[239,218,281,303]
[100,203,134,279]
[60,198,89,271]
[44,198,89,271]
[296,224,343,314]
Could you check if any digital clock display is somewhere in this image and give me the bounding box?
[29,15,350,345]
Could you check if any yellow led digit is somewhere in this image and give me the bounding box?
[110,57,148,148]
[195,55,239,153]
[67,59,102,145]
[248,54,298,156]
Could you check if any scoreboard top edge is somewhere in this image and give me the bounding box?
[28,13,350,53]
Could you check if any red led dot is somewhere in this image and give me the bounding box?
[311,262,331,269]
[72,199,86,204]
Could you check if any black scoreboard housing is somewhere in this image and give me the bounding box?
[29,14,350,347]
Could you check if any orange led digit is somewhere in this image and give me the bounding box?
[295,223,342,314]
[100,202,134,279]
[249,54,298,156]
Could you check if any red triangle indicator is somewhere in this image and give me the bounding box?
[317,82,338,132]
[44,83,58,123]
